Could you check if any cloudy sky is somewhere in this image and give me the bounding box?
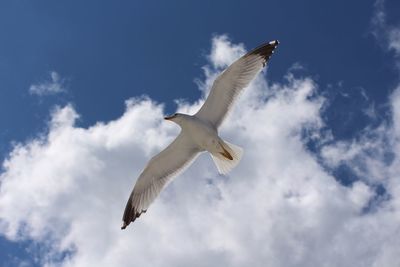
[1,0,400,266]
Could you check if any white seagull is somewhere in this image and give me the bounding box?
[121,40,279,229]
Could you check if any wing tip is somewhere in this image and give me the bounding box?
[121,222,128,230]
[269,40,279,46]
[247,40,279,65]
[121,210,146,230]
[121,195,147,230]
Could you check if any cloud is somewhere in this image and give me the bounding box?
[1,35,400,267]
[371,0,400,57]
[29,72,66,96]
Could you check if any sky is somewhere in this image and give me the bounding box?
[0,0,400,266]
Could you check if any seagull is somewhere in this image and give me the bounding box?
[121,40,279,229]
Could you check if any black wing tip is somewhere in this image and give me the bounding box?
[247,39,280,63]
[271,39,280,46]
[121,210,142,230]
[121,222,128,230]
[121,195,146,230]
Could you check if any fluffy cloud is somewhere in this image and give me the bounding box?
[29,71,66,96]
[1,35,400,267]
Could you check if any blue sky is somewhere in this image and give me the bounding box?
[1,0,400,266]
[1,0,398,149]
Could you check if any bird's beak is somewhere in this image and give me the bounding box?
[164,114,176,120]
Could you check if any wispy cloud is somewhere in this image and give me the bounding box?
[1,35,400,266]
[371,0,400,57]
[29,71,66,96]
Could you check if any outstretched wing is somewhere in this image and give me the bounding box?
[195,40,279,128]
[122,132,200,229]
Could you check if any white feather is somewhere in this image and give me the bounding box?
[210,140,243,175]
[195,41,278,128]
[122,132,200,227]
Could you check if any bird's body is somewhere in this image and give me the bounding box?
[176,115,214,148]
[175,114,220,154]
[121,40,279,229]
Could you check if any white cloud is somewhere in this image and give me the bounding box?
[371,0,400,57]
[29,71,66,96]
[388,28,400,54]
[1,35,400,267]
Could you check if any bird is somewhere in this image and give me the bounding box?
[121,40,279,229]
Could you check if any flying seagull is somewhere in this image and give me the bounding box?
[121,40,279,229]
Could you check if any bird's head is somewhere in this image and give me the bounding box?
[164,113,184,124]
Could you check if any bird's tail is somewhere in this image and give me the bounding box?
[211,140,243,175]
